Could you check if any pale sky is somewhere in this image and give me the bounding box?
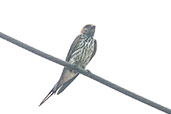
[0,0,171,114]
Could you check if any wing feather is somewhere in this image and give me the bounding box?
[56,35,81,94]
[66,35,81,62]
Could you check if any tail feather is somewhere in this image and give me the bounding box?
[39,82,59,106]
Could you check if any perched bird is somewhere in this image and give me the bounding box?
[39,24,97,106]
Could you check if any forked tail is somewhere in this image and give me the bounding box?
[39,82,59,106]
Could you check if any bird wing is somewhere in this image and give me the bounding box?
[57,35,82,94]
[65,35,81,62]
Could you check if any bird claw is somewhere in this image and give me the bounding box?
[86,69,92,76]
[72,64,78,68]
[70,64,78,73]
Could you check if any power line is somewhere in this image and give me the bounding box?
[0,32,170,114]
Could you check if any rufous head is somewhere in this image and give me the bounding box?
[81,24,96,37]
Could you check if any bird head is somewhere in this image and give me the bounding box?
[81,24,96,37]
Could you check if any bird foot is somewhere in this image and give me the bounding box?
[72,64,78,69]
[70,64,78,73]
[86,69,92,76]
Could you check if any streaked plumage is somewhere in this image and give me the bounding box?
[39,24,97,106]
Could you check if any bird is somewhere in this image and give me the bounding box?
[39,24,97,106]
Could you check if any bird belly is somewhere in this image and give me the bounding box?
[69,38,95,69]
[79,45,94,68]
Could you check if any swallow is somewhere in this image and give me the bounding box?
[39,24,97,106]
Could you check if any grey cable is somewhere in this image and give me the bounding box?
[0,32,170,114]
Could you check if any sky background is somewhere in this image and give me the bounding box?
[0,0,171,114]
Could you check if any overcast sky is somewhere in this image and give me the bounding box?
[0,0,171,114]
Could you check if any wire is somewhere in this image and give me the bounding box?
[0,32,170,114]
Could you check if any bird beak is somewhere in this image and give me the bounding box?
[91,25,96,31]
[39,89,54,106]
[92,25,96,28]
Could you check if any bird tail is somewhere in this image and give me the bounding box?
[39,82,59,106]
[57,75,78,95]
